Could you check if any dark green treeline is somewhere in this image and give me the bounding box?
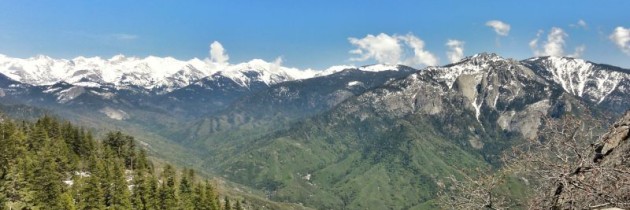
[0,116,244,210]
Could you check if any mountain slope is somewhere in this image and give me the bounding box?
[2,52,630,209]
[523,56,630,114]
[207,53,623,209]
[179,65,418,144]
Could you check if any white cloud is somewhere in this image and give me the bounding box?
[348,33,438,67]
[578,19,587,29]
[530,27,585,57]
[398,34,439,66]
[569,45,586,58]
[110,33,138,41]
[348,33,402,65]
[445,39,465,63]
[570,19,588,29]
[578,20,587,28]
[609,26,630,55]
[543,27,567,57]
[529,30,544,52]
[485,20,511,36]
[271,56,283,72]
[209,41,229,64]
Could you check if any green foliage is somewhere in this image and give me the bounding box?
[205,98,493,209]
[224,197,231,210]
[159,165,178,209]
[179,168,195,210]
[0,115,226,210]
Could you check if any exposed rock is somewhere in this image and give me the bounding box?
[468,136,484,149]
[595,111,630,167]
[99,107,130,120]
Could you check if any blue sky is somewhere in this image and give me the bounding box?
[0,0,629,69]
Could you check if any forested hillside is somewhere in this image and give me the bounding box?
[0,115,242,210]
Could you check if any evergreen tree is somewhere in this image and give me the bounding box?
[31,151,64,209]
[0,116,226,210]
[30,131,66,209]
[135,149,150,171]
[234,200,243,210]
[159,165,178,210]
[0,121,24,208]
[26,124,48,152]
[0,121,21,179]
[3,156,35,209]
[192,182,206,210]
[146,173,160,210]
[108,160,132,209]
[60,192,77,210]
[80,157,105,210]
[179,168,195,210]
[205,181,219,210]
[224,197,231,210]
[131,166,150,210]
[103,131,136,168]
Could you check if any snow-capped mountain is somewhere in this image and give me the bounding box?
[0,54,320,93]
[419,53,630,108]
[316,64,414,76]
[522,56,630,104]
[1,52,629,122]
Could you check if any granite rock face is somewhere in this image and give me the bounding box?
[595,111,630,168]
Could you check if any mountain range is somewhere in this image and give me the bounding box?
[1,52,629,209]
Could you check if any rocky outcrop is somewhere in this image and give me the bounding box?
[594,111,630,167]
[554,111,630,209]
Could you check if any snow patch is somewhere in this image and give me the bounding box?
[90,90,115,100]
[347,81,363,87]
[99,107,130,120]
[56,86,85,103]
[358,64,399,72]
[535,57,628,103]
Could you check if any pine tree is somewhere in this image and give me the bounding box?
[103,131,136,168]
[192,182,206,210]
[135,149,151,171]
[108,160,132,209]
[60,191,77,210]
[80,157,105,210]
[224,197,231,210]
[3,156,35,209]
[28,127,68,210]
[179,168,195,210]
[146,173,160,210]
[131,166,150,210]
[234,200,243,210]
[26,124,48,152]
[205,181,219,210]
[159,165,178,210]
[0,121,23,207]
[0,121,21,179]
[31,150,64,209]
[0,116,226,210]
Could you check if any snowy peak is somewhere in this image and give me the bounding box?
[217,59,314,87]
[358,64,401,72]
[0,54,318,92]
[425,53,630,105]
[0,53,422,93]
[460,52,505,64]
[426,52,518,89]
[522,56,630,103]
[318,64,416,76]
